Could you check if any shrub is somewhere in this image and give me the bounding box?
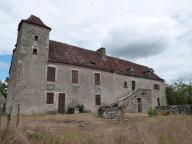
[67,106,75,114]
[148,107,158,117]
[76,104,84,113]
[68,104,85,114]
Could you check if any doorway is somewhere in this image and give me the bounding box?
[58,93,65,113]
[137,98,142,113]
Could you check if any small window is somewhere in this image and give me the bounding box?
[154,84,160,90]
[124,81,128,88]
[95,73,100,85]
[71,70,79,84]
[34,35,38,41]
[47,66,56,82]
[95,95,101,105]
[32,48,37,55]
[47,92,54,104]
[132,81,136,91]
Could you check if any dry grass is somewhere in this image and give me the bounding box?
[0,113,192,144]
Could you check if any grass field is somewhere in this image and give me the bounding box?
[0,113,192,144]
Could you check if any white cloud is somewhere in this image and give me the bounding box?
[0,0,192,83]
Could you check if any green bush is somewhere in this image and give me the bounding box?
[148,107,158,117]
[67,104,85,114]
[76,104,84,113]
[67,106,75,114]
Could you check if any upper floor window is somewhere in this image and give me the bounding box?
[46,92,54,104]
[124,81,128,88]
[71,70,79,84]
[154,84,160,90]
[132,81,136,91]
[34,35,39,41]
[32,48,37,55]
[95,73,100,85]
[47,66,56,82]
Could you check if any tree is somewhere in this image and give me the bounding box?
[0,77,9,99]
[166,80,192,105]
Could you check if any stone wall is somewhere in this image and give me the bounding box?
[156,105,192,115]
[98,89,152,119]
[120,89,152,113]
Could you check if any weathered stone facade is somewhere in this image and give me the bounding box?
[6,15,167,115]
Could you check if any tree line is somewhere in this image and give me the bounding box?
[166,81,192,105]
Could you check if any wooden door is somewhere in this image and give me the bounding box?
[58,93,65,113]
[138,98,142,113]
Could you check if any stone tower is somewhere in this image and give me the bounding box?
[6,15,51,114]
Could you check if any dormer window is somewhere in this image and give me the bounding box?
[143,68,154,78]
[89,61,95,65]
[34,35,38,41]
[32,48,37,55]
[149,68,154,77]
[127,67,134,75]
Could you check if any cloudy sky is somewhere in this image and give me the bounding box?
[0,0,192,83]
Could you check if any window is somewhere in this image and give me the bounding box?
[47,66,56,82]
[95,73,100,85]
[71,70,79,84]
[32,48,37,55]
[132,81,136,91]
[34,35,38,41]
[46,92,54,104]
[157,98,160,107]
[154,84,160,90]
[124,81,128,88]
[95,95,101,105]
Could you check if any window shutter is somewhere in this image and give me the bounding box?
[95,73,100,85]
[47,92,54,104]
[47,66,56,82]
[72,70,78,84]
[124,81,128,88]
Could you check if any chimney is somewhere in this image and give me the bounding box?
[97,47,107,61]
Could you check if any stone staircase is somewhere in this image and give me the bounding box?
[98,89,152,120]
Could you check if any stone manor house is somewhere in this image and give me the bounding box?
[6,15,167,115]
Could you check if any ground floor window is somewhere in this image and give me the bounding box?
[47,92,54,104]
[95,95,101,105]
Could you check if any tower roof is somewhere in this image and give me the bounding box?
[18,15,51,31]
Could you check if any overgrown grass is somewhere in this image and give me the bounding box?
[0,113,191,144]
[148,107,158,117]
